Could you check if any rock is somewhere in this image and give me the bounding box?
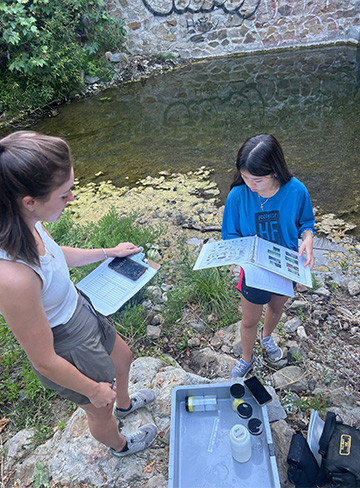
[188,347,237,378]
[272,366,308,392]
[219,320,242,356]
[188,319,205,332]
[147,324,162,338]
[188,337,201,347]
[266,386,288,422]
[4,428,35,461]
[283,317,303,334]
[109,52,129,64]
[313,286,331,297]
[288,300,308,310]
[146,285,163,303]
[141,299,152,309]
[210,330,227,348]
[84,75,100,84]
[270,420,294,487]
[296,326,308,339]
[150,314,164,325]
[347,279,360,296]
[287,346,305,363]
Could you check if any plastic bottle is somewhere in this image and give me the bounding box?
[229,424,252,463]
[185,395,218,412]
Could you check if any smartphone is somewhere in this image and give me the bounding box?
[244,375,272,406]
[108,257,147,281]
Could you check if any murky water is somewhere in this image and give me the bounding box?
[3,45,360,232]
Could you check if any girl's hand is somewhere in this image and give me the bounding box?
[111,242,141,258]
[88,381,117,408]
[298,231,314,269]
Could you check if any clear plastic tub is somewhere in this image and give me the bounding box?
[168,382,280,488]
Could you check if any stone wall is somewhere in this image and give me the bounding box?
[107,0,360,58]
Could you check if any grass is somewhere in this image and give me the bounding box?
[163,242,240,334]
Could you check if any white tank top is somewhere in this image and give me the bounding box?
[0,222,78,327]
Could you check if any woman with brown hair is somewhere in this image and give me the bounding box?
[0,131,157,457]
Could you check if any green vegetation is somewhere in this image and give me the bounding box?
[164,242,240,331]
[0,317,71,447]
[309,273,321,291]
[45,206,165,283]
[0,0,126,120]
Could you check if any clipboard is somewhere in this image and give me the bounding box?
[76,249,160,316]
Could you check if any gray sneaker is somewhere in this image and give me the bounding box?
[114,389,156,419]
[260,327,283,362]
[230,355,255,379]
[110,423,158,457]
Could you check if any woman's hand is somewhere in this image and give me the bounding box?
[88,381,117,408]
[298,230,314,268]
[110,242,141,258]
[60,242,141,267]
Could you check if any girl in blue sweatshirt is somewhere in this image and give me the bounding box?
[222,134,315,378]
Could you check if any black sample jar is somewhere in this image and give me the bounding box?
[230,383,245,399]
[248,418,263,436]
[237,402,253,419]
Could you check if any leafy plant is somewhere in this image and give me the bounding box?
[294,395,330,415]
[281,389,330,415]
[309,273,321,291]
[0,0,126,118]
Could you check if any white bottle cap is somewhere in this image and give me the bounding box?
[230,424,252,463]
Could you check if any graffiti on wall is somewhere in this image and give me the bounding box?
[186,17,218,34]
[142,0,261,20]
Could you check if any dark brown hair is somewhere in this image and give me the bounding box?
[0,131,72,265]
[231,134,292,189]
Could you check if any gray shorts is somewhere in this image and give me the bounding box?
[31,292,117,405]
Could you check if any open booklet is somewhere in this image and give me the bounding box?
[193,236,312,297]
[77,249,160,316]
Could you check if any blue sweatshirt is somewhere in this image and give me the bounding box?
[222,177,315,251]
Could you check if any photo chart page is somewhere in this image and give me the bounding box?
[255,238,312,287]
[193,237,254,270]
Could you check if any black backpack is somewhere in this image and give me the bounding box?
[317,411,360,487]
[287,431,319,488]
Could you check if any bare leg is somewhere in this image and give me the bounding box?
[262,294,289,338]
[82,402,126,451]
[80,333,134,452]
[240,296,263,363]
[110,333,133,410]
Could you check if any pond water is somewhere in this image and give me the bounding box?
[3,45,360,232]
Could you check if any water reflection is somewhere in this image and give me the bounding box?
[4,45,360,232]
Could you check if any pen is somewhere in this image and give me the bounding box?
[111,378,116,390]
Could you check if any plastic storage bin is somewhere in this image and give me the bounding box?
[168,382,280,488]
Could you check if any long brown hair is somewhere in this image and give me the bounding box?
[0,131,72,265]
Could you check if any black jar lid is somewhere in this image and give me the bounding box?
[237,402,253,419]
[248,417,263,435]
[230,383,245,399]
